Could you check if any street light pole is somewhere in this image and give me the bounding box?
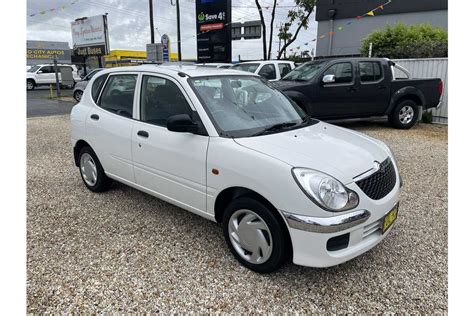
[149,0,155,43]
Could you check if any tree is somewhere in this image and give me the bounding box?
[277,0,316,60]
[361,23,448,59]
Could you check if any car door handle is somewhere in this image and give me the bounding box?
[137,130,149,138]
[377,85,387,90]
[347,87,357,92]
[90,114,99,120]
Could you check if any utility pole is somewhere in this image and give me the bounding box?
[149,0,155,43]
[176,0,182,61]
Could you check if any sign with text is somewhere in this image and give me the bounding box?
[71,15,109,56]
[161,34,170,62]
[196,0,231,63]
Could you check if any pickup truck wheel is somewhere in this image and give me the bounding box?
[223,197,289,273]
[389,100,419,129]
[78,146,111,192]
[27,79,35,91]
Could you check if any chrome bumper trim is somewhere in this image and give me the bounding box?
[282,210,371,233]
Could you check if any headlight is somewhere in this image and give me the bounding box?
[292,168,359,212]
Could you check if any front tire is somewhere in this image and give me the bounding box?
[389,100,419,129]
[78,146,111,192]
[223,197,290,273]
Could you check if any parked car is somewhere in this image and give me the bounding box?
[274,57,443,129]
[196,63,234,69]
[27,64,81,91]
[73,68,104,102]
[231,60,295,81]
[71,65,401,273]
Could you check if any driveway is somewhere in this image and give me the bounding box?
[27,115,448,313]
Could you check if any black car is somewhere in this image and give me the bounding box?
[273,57,443,129]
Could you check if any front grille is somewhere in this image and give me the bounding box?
[356,158,396,200]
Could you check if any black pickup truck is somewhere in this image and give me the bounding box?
[273,57,443,129]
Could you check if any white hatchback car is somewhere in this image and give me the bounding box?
[70,65,401,273]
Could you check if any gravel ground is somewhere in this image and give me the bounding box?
[27,115,448,313]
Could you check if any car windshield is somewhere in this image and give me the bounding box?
[28,65,41,73]
[282,61,327,81]
[189,75,317,138]
[231,63,260,73]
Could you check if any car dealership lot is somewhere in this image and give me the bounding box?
[27,115,447,313]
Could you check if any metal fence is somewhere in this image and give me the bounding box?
[392,58,448,124]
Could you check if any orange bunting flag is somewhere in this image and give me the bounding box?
[329,31,334,37]
[367,11,375,16]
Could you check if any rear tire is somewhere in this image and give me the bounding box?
[223,197,290,273]
[27,79,35,91]
[78,146,111,192]
[389,100,419,129]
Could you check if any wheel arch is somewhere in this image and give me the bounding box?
[385,87,425,115]
[73,139,92,167]
[214,186,293,256]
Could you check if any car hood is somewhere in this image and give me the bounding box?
[234,121,389,184]
[26,73,35,79]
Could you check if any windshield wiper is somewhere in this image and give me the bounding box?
[252,122,298,136]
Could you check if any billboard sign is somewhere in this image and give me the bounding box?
[196,0,231,63]
[27,40,71,65]
[161,34,170,62]
[71,15,109,56]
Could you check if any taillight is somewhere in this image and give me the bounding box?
[438,80,443,97]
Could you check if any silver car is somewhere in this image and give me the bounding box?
[73,68,103,102]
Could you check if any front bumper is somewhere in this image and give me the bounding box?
[283,209,370,233]
[282,179,400,268]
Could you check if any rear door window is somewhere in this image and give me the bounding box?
[98,74,137,118]
[258,64,277,80]
[359,61,383,82]
[278,63,292,77]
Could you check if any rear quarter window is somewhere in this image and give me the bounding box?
[91,74,108,103]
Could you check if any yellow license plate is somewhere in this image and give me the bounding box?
[382,204,399,234]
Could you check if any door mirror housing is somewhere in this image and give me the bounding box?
[37,70,43,74]
[167,114,198,133]
[322,74,336,84]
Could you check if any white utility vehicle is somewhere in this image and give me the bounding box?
[231,60,296,81]
[27,64,81,90]
[70,65,401,273]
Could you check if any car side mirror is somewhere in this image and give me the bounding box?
[322,74,336,84]
[37,70,43,74]
[167,114,198,134]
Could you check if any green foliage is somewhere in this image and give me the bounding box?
[361,23,448,59]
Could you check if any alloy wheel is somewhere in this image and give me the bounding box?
[228,209,273,264]
[399,105,415,125]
